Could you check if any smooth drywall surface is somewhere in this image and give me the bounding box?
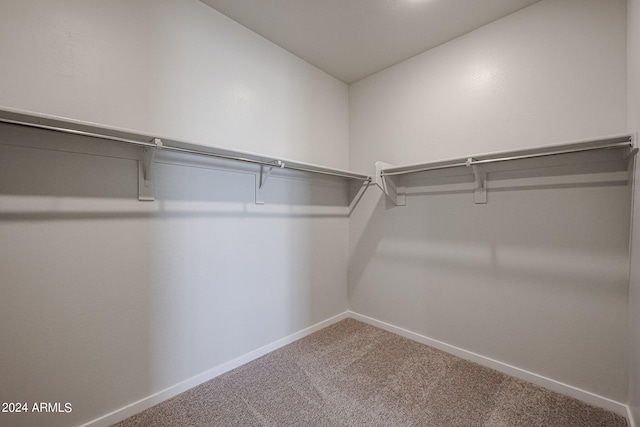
[349,0,626,173]
[349,0,629,402]
[628,0,640,423]
[0,0,348,169]
[0,1,349,426]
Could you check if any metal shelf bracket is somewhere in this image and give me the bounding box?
[467,158,487,204]
[255,160,284,204]
[138,138,162,201]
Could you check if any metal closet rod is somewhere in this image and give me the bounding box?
[161,145,370,181]
[0,116,371,182]
[381,138,634,177]
[0,116,158,148]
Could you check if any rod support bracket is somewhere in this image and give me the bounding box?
[138,138,162,201]
[375,161,406,206]
[255,160,283,204]
[467,158,487,204]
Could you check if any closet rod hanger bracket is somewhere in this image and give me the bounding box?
[467,158,487,204]
[255,160,284,204]
[374,161,406,206]
[138,138,162,201]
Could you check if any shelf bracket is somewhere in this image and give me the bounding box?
[467,158,487,204]
[138,138,162,201]
[375,161,406,206]
[627,134,638,184]
[255,160,284,204]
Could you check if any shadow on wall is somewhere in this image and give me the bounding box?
[349,173,631,299]
[347,172,631,401]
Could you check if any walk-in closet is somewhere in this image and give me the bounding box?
[1,0,639,426]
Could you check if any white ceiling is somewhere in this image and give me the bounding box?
[199,0,541,84]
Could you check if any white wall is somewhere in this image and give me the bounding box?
[0,0,348,168]
[628,0,640,423]
[349,0,630,403]
[0,1,349,426]
[0,0,634,425]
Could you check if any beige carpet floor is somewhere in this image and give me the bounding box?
[114,318,627,426]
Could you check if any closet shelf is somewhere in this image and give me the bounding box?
[376,134,637,205]
[0,107,371,203]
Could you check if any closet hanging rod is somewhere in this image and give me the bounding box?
[161,145,370,181]
[0,114,371,182]
[0,116,158,148]
[381,137,634,177]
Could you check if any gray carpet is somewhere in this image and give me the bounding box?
[114,319,628,426]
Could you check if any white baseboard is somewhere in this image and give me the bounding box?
[79,311,349,427]
[80,310,631,426]
[348,311,629,418]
